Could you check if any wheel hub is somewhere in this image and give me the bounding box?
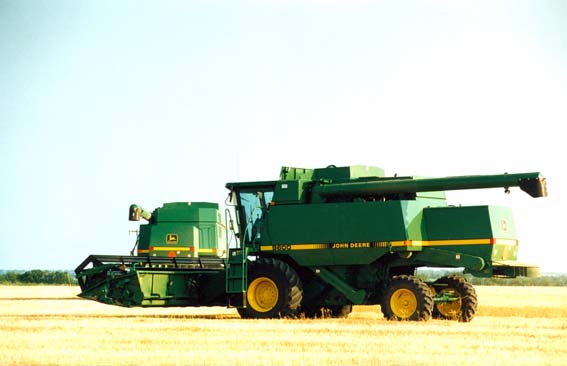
[390,288,417,319]
[247,277,279,312]
[436,289,462,318]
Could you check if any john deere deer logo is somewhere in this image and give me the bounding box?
[166,234,179,244]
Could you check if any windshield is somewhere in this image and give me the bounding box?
[238,190,274,244]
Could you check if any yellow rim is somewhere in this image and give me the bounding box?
[390,288,417,319]
[247,277,279,312]
[436,289,462,318]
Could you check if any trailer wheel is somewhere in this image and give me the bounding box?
[381,275,433,321]
[432,276,477,322]
[237,258,303,319]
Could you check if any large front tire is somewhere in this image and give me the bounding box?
[432,275,477,322]
[381,275,433,321]
[237,258,303,319]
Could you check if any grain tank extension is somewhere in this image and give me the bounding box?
[76,165,547,322]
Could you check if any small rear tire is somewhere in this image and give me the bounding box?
[381,275,433,321]
[432,275,477,322]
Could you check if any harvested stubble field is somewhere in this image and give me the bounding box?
[0,286,566,366]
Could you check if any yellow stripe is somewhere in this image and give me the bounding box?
[140,247,219,253]
[260,244,327,251]
[423,239,491,246]
[292,244,328,250]
[150,247,194,251]
[260,238,514,251]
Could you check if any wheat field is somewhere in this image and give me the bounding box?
[0,285,566,366]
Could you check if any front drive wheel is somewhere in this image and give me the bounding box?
[237,258,303,319]
[381,275,433,321]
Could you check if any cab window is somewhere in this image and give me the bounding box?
[238,190,274,244]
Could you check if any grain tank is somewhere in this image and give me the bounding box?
[76,165,546,322]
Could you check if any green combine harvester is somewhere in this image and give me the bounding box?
[75,165,547,322]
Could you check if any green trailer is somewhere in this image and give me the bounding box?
[76,165,546,322]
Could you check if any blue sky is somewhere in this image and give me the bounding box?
[1,0,566,272]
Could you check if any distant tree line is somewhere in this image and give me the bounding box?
[466,275,567,287]
[417,269,567,286]
[0,270,77,285]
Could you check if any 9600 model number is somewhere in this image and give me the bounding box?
[272,244,292,251]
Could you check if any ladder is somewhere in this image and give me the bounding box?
[226,246,248,307]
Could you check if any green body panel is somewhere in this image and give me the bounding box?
[273,180,308,203]
[266,201,409,243]
[152,202,219,222]
[258,202,520,269]
[138,223,201,256]
[261,199,446,266]
[423,206,519,265]
[424,206,517,240]
[136,202,227,258]
[136,270,226,306]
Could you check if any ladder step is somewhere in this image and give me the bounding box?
[225,247,248,295]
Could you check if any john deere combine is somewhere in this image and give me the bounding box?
[76,165,547,322]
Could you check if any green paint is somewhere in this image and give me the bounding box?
[135,202,227,257]
[76,165,546,319]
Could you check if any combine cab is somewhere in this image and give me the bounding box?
[76,165,546,322]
